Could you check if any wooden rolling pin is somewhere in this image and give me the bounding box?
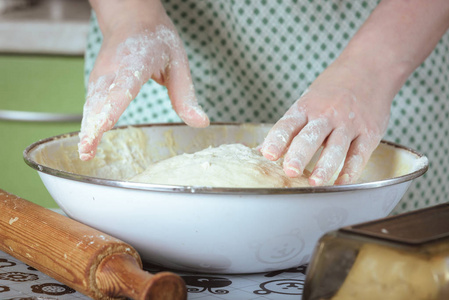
[0,189,186,300]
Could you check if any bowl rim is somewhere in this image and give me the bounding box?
[23,122,429,195]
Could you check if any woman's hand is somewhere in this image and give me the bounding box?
[261,57,393,186]
[262,0,449,186]
[78,0,209,161]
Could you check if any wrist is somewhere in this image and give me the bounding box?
[337,40,412,102]
[89,0,166,36]
[336,0,449,101]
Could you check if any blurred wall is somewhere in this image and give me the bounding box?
[0,0,90,207]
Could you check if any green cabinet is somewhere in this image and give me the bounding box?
[0,55,85,207]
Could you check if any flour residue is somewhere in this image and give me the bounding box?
[37,127,151,180]
[78,24,208,160]
[9,217,19,225]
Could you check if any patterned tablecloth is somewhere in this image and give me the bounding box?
[0,250,307,299]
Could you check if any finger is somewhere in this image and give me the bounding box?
[334,136,380,185]
[107,62,146,123]
[261,100,308,161]
[78,74,114,160]
[309,128,351,186]
[283,118,332,177]
[165,49,209,128]
[78,66,143,161]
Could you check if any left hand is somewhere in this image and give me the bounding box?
[261,57,393,186]
[261,0,449,186]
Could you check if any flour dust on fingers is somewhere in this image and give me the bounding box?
[78,25,203,161]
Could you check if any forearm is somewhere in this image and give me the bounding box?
[339,0,449,98]
[88,0,166,35]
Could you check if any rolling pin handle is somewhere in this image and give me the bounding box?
[95,253,187,300]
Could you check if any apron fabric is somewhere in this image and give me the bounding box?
[84,0,449,214]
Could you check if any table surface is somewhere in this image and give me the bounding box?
[0,250,307,299]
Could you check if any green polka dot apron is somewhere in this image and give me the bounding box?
[84,0,449,214]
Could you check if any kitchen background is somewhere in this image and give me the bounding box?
[0,0,90,208]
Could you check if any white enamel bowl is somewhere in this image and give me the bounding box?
[24,123,428,274]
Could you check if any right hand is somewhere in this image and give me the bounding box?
[78,0,209,161]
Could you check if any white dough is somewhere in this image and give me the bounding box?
[130,144,311,188]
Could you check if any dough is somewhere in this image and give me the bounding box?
[36,126,150,180]
[130,144,311,188]
[331,244,441,300]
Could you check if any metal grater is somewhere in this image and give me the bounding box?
[303,203,449,300]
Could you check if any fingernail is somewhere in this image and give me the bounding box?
[180,103,209,127]
[310,168,325,186]
[79,151,94,161]
[262,144,280,160]
[284,159,302,177]
[310,175,323,186]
